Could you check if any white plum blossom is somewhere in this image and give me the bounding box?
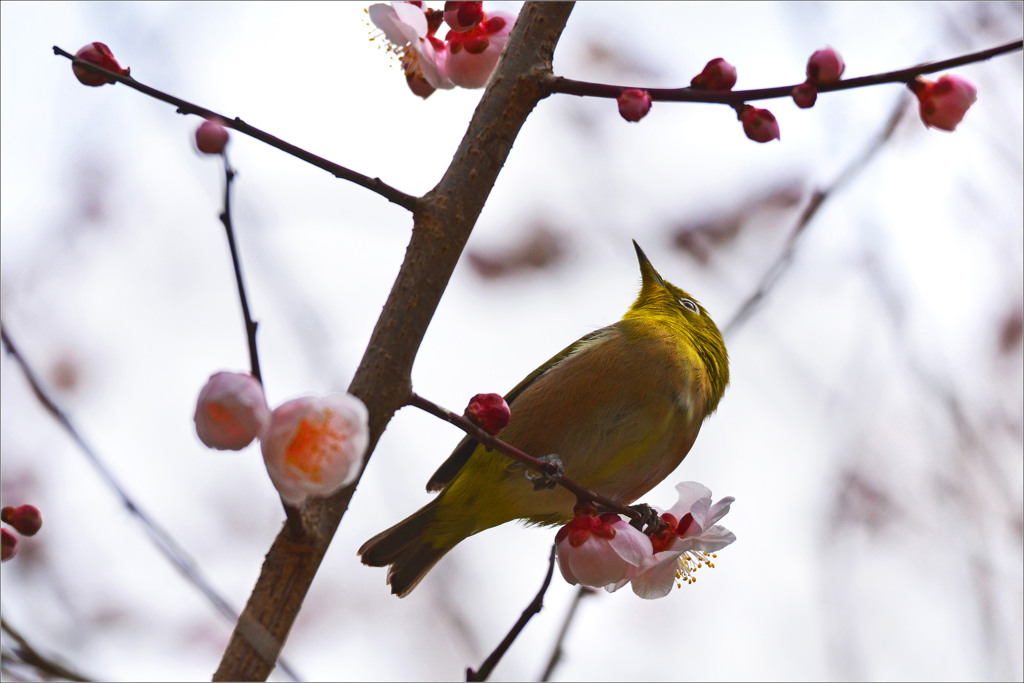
[261,393,370,506]
[629,482,736,599]
[368,2,453,91]
[194,372,270,451]
[555,508,652,588]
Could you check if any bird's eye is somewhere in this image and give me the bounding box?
[679,298,700,314]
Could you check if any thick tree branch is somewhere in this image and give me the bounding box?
[53,46,416,211]
[466,545,557,682]
[407,393,641,521]
[213,4,576,680]
[546,38,1022,104]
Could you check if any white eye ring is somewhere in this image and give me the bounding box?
[680,298,700,314]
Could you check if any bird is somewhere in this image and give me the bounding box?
[359,241,729,596]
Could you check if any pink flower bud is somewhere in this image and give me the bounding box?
[1,529,17,562]
[909,75,978,132]
[617,89,652,123]
[806,47,845,85]
[1,505,42,537]
[195,118,230,155]
[555,506,652,589]
[194,372,270,451]
[791,83,818,109]
[739,105,780,143]
[261,393,369,506]
[445,11,515,89]
[690,58,737,91]
[73,42,128,87]
[464,393,510,435]
[444,1,484,32]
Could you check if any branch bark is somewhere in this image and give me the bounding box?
[212,4,576,680]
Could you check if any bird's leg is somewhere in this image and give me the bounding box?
[525,454,564,490]
[627,503,667,535]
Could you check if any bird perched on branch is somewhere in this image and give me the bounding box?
[360,241,729,596]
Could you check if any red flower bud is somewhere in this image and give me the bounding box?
[690,58,737,91]
[465,393,510,435]
[444,1,484,33]
[739,105,780,143]
[791,83,818,109]
[72,42,128,87]
[1,505,42,537]
[909,74,977,132]
[806,47,845,86]
[617,89,652,123]
[1,529,17,562]
[406,72,436,99]
[195,118,230,155]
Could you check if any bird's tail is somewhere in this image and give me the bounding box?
[358,497,453,597]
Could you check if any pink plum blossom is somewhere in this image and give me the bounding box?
[629,482,736,599]
[1,529,16,562]
[555,506,652,588]
[72,42,128,87]
[369,2,453,92]
[910,75,978,132]
[1,505,42,537]
[806,46,845,85]
[464,393,510,435]
[791,83,818,109]
[444,1,484,33]
[739,105,780,143]
[261,393,369,506]
[195,118,229,155]
[194,372,270,451]
[617,89,652,123]
[690,58,737,91]
[445,11,515,89]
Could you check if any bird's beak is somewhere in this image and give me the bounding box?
[633,240,667,290]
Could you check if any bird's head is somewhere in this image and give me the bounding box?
[624,241,730,413]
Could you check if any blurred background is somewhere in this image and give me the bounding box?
[1,2,1021,681]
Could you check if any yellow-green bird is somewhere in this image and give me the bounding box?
[359,241,729,596]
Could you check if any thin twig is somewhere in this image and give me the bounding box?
[0,323,301,682]
[407,392,641,522]
[466,545,557,682]
[722,96,909,337]
[52,46,416,212]
[539,585,595,682]
[1,615,92,682]
[219,155,262,384]
[546,38,1023,104]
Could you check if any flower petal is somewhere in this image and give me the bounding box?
[705,496,735,527]
[391,1,428,37]
[555,540,579,585]
[693,525,736,552]
[607,520,653,566]
[631,551,683,600]
[368,4,410,45]
[689,496,712,529]
[667,481,712,518]
[566,538,631,587]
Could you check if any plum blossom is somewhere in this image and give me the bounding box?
[1,505,42,537]
[555,505,652,588]
[369,2,453,93]
[791,83,818,109]
[690,58,737,91]
[617,89,652,123]
[909,74,977,132]
[806,46,845,85]
[739,105,780,143]
[261,393,370,506]
[194,372,270,451]
[444,1,483,32]
[629,482,735,599]
[1,529,16,562]
[72,42,128,87]
[464,393,510,435]
[195,118,229,155]
[444,11,515,89]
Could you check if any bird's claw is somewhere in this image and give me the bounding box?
[525,454,564,490]
[628,503,667,535]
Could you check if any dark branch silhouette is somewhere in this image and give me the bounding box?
[466,545,557,682]
[547,39,1022,104]
[540,585,596,682]
[53,46,416,211]
[1,614,92,682]
[0,323,301,682]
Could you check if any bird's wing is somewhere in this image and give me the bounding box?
[425,327,612,492]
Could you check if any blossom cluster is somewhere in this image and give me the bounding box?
[193,372,369,506]
[1,504,42,563]
[368,1,514,98]
[555,482,736,599]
